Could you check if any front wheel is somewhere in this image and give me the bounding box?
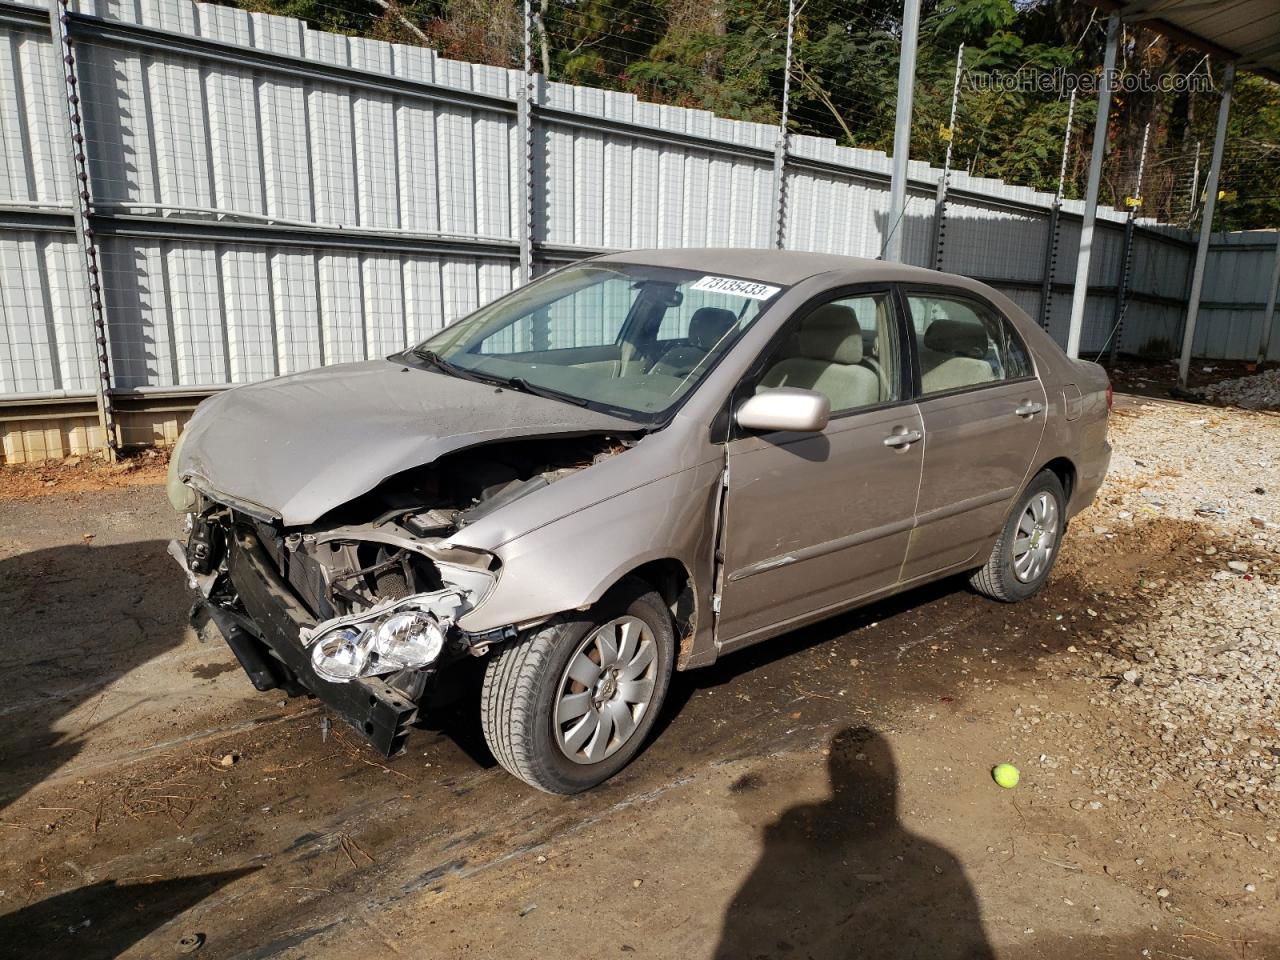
[970,470,1066,602]
[480,578,675,794]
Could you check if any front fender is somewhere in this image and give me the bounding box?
[455,459,722,662]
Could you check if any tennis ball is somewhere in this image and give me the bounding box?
[992,763,1020,789]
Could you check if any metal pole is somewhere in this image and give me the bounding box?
[1178,63,1235,387]
[516,0,535,285]
[1039,89,1076,329]
[1258,229,1280,365]
[1064,11,1119,359]
[1107,120,1150,364]
[931,43,964,270]
[771,0,796,249]
[49,0,117,460]
[1188,141,1201,226]
[883,0,922,263]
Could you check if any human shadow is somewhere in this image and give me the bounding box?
[714,726,994,960]
[0,540,187,811]
[0,868,258,960]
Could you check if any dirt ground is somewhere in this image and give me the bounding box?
[0,449,169,502]
[1,399,1277,960]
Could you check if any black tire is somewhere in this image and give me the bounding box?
[970,469,1066,602]
[480,578,675,794]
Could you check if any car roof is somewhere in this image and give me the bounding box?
[590,248,973,288]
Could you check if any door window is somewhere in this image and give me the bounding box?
[757,293,902,415]
[906,294,1032,396]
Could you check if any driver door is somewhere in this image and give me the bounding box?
[716,290,924,650]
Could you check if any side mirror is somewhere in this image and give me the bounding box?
[735,388,830,434]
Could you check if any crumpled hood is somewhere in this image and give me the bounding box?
[177,359,636,526]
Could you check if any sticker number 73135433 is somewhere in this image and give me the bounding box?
[689,276,781,300]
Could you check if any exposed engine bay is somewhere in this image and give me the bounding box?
[177,433,632,698]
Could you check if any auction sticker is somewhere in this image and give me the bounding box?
[690,276,781,300]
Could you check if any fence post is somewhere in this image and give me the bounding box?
[1065,11,1119,359]
[49,0,117,460]
[931,43,963,271]
[1188,141,1201,227]
[1178,63,1235,387]
[516,0,535,286]
[770,0,796,249]
[1257,230,1280,365]
[1106,120,1150,365]
[883,0,922,262]
[1039,89,1075,330]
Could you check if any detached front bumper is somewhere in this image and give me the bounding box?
[199,528,419,756]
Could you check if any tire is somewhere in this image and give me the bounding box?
[970,470,1066,603]
[480,578,675,794]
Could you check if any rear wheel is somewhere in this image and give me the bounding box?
[480,578,674,794]
[971,470,1066,602]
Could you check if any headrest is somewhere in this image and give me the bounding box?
[688,307,738,350]
[923,318,988,359]
[792,303,863,365]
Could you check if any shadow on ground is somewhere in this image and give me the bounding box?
[714,725,995,960]
[0,541,185,810]
[0,868,258,960]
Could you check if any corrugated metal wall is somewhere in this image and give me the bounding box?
[0,0,1276,462]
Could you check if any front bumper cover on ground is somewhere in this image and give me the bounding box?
[204,529,419,756]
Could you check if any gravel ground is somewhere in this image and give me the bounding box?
[3,398,1279,959]
[1042,399,1280,821]
[1192,367,1280,411]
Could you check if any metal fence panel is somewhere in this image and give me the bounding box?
[0,0,1274,432]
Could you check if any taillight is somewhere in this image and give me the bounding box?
[1105,381,1113,412]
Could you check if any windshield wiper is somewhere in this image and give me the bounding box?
[502,376,589,406]
[409,347,492,386]
[410,347,459,375]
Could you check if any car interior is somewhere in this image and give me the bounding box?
[757,295,899,413]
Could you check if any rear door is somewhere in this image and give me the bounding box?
[899,287,1047,581]
[716,288,924,649]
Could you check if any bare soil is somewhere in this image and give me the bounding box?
[0,449,170,502]
[0,401,1276,960]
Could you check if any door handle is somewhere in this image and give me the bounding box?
[1014,401,1045,418]
[883,429,923,448]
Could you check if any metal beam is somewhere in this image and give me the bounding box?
[516,0,535,284]
[883,0,921,262]
[931,44,964,270]
[50,0,117,459]
[1065,12,1120,359]
[771,0,797,248]
[1258,230,1280,364]
[1178,63,1235,386]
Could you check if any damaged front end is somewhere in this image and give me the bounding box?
[170,433,630,755]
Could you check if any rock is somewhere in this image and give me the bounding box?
[1227,560,1250,573]
[1156,888,1170,899]
[220,753,238,767]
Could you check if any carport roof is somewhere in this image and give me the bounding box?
[1089,0,1280,85]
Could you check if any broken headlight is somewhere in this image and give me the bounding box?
[310,610,446,684]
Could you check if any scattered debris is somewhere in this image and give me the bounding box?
[176,933,205,953]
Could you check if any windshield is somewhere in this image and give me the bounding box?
[408,263,783,422]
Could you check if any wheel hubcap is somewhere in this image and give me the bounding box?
[1011,491,1059,583]
[554,616,657,765]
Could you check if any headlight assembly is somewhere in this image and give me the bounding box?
[310,608,447,684]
